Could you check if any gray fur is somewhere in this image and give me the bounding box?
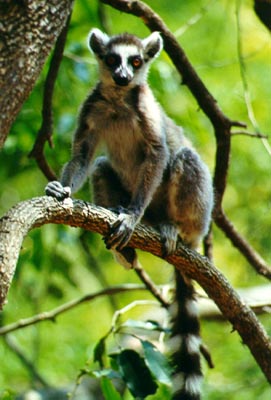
[45,28,213,255]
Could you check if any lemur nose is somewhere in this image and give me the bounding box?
[113,76,131,86]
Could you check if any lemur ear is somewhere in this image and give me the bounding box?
[142,32,163,61]
[88,28,110,56]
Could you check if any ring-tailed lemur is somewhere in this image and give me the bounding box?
[45,28,213,399]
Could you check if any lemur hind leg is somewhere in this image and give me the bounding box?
[92,156,138,269]
[91,156,130,211]
[168,147,213,250]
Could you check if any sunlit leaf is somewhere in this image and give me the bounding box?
[121,319,170,333]
[100,377,122,400]
[141,340,172,386]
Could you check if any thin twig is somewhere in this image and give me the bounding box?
[111,299,159,332]
[231,130,268,139]
[174,0,215,38]
[0,284,146,336]
[98,0,112,33]
[29,12,72,180]
[235,0,271,157]
[79,231,119,311]
[3,335,50,387]
[203,226,214,261]
[215,209,271,279]
[200,343,215,369]
[133,262,170,308]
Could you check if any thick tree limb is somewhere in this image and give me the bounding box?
[199,284,271,320]
[0,197,270,382]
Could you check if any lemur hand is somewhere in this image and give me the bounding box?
[45,181,71,200]
[104,212,137,250]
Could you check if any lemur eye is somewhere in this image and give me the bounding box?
[131,56,142,69]
[105,54,120,67]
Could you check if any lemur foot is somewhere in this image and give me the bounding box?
[104,212,137,250]
[45,181,71,200]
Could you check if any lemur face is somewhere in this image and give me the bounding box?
[103,44,143,86]
[88,29,163,87]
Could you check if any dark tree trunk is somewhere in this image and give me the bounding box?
[0,0,72,146]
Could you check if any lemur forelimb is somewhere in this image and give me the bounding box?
[45,28,213,399]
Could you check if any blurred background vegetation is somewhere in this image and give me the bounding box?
[0,0,270,399]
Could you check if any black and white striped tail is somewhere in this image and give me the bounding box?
[171,271,202,400]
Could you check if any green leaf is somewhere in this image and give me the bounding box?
[93,336,107,368]
[100,377,122,400]
[141,340,172,386]
[116,349,158,398]
[121,319,169,332]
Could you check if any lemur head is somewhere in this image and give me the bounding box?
[88,28,163,87]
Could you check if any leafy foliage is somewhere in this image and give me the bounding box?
[90,318,172,398]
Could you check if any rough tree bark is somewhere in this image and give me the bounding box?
[0,0,73,146]
[0,197,271,383]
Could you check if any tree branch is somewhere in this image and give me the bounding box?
[0,196,270,382]
[215,209,271,279]
[0,284,146,336]
[231,131,268,139]
[3,335,50,388]
[79,231,119,311]
[133,263,170,308]
[198,284,271,320]
[28,12,72,181]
